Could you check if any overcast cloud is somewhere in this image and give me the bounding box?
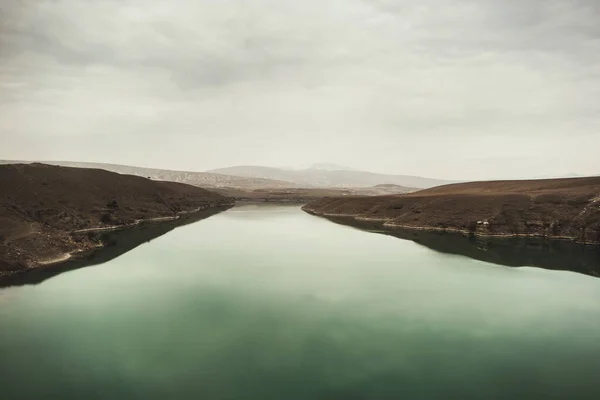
[1,0,599,179]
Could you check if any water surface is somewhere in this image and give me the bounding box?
[1,205,600,399]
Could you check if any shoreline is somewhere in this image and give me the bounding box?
[42,203,235,267]
[302,207,600,246]
[70,203,230,234]
[0,203,234,283]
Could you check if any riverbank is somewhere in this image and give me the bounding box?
[0,205,234,283]
[0,163,234,280]
[0,205,232,287]
[302,176,600,245]
[308,212,600,277]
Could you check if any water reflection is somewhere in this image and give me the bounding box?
[322,216,600,277]
[1,206,600,399]
[0,206,232,288]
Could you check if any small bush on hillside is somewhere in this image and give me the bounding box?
[101,213,112,224]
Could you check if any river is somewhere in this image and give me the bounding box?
[1,205,600,399]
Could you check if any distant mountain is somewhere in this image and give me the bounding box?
[207,165,454,189]
[0,160,451,190]
[282,163,357,171]
[0,161,299,190]
[529,173,585,179]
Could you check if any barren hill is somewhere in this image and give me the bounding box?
[0,160,298,190]
[0,163,233,279]
[303,176,600,244]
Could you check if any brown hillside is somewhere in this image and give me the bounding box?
[0,163,232,277]
[414,177,600,196]
[302,177,600,244]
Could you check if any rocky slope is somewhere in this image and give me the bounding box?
[0,163,233,279]
[302,177,600,245]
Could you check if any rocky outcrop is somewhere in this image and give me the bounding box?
[302,177,600,245]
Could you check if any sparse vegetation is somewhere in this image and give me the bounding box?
[100,213,113,224]
[303,177,600,244]
[0,163,233,278]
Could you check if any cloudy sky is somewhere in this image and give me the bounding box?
[1,0,599,179]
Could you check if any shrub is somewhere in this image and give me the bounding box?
[101,213,112,224]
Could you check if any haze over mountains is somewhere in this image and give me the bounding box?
[208,166,452,188]
[0,160,296,190]
[0,160,449,189]
[281,163,357,172]
[2,160,594,191]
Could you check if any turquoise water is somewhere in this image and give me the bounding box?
[1,205,600,399]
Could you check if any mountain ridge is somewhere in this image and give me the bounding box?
[0,160,300,189]
[0,160,451,190]
[207,165,454,189]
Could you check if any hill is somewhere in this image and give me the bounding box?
[207,165,453,189]
[302,177,600,245]
[0,160,419,203]
[0,160,299,190]
[0,163,233,280]
[0,207,226,288]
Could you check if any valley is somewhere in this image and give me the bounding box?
[2,161,600,286]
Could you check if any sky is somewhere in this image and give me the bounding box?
[1,0,599,180]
